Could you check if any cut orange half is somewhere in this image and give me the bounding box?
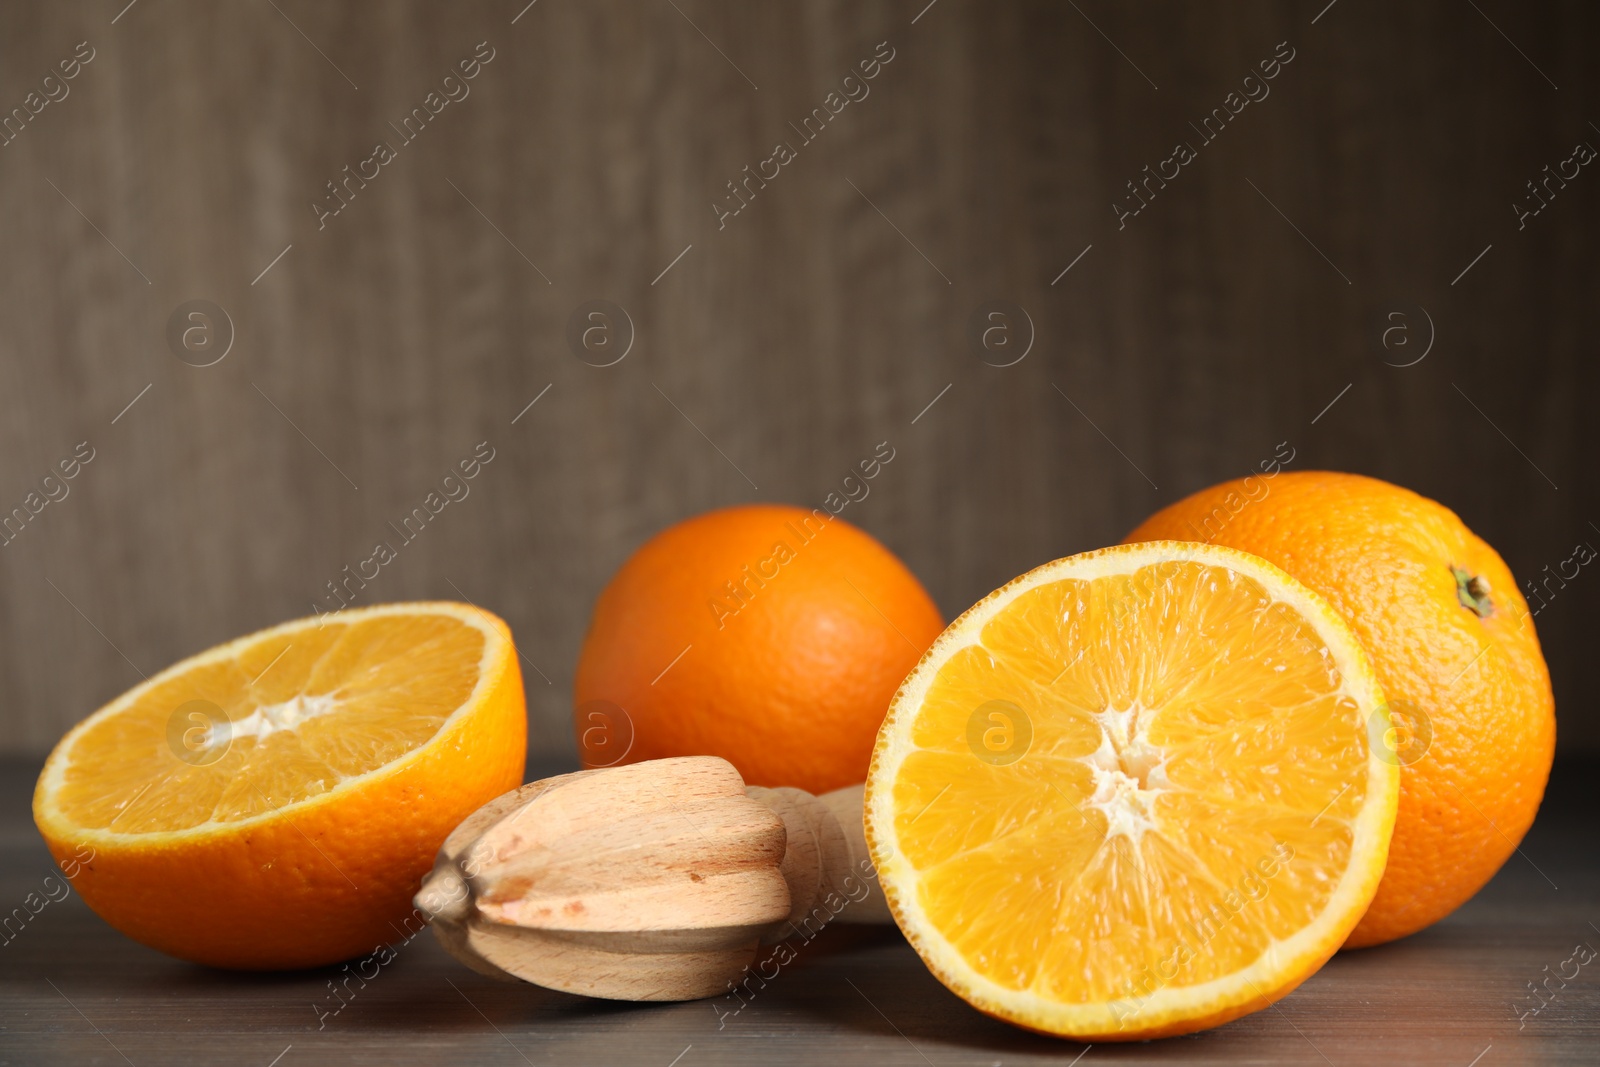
[864,542,1398,1040]
[33,602,526,969]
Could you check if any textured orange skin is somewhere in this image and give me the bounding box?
[575,504,943,794]
[33,612,527,971]
[1127,471,1555,947]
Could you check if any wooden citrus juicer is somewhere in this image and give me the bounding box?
[412,756,892,1000]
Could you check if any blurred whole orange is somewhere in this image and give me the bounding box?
[574,504,943,793]
[1126,470,1556,947]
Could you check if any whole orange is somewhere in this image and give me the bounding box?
[574,504,943,793]
[1126,471,1555,947]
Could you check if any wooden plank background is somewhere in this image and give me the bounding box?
[0,0,1594,756]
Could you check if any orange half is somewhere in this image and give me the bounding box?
[864,542,1398,1040]
[33,602,526,968]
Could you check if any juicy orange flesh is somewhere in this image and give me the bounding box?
[56,615,485,833]
[893,562,1367,1005]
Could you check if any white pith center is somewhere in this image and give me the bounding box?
[1080,704,1169,845]
[226,693,342,740]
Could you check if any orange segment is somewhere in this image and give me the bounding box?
[33,602,526,969]
[865,542,1397,1041]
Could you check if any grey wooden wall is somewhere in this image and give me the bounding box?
[1,0,1595,755]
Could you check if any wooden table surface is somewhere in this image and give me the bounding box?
[3,755,1596,1066]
